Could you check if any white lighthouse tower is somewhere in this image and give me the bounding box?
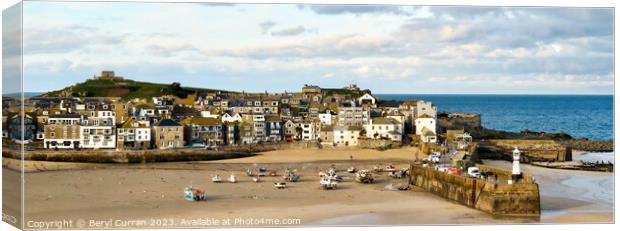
[511,147,521,184]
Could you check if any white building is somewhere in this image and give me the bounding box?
[80,111,116,149]
[300,121,320,141]
[357,93,376,106]
[363,117,403,142]
[221,113,243,123]
[117,118,151,149]
[416,100,437,119]
[333,126,361,146]
[415,114,437,143]
[318,110,337,126]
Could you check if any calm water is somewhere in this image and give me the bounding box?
[376,94,613,141]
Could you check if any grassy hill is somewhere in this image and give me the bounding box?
[41,78,228,100]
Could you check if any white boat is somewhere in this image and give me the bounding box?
[253,177,260,182]
[228,174,237,183]
[211,175,222,183]
[347,166,357,173]
[320,177,338,189]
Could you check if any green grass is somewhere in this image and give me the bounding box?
[41,79,228,100]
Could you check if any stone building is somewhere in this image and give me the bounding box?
[152,119,184,149]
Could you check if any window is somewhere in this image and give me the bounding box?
[50,132,55,138]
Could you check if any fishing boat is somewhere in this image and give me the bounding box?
[355,170,374,184]
[320,177,338,190]
[246,169,255,177]
[283,169,301,182]
[211,174,222,183]
[228,174,237,183]
[183,186,206,201]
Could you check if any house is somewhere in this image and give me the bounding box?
[415,114,437,143]
[180,117,223,147]
[416,100,437,119]
[43,114,81,149]
[299,121,320,141]
[363,117,403,142]
[223,122,240,145]
[80,111,116,149]
[318,109,337,126]
[265,116,283,142]
[152,119,184,149]
[357,93,376,107]
[239,121,255,145]
[333,126,361,146]
[221,113,243,123]
[319,126,334,146]
[337,106,369,126]
[283,120,298,142]
[7,113,36,142]
[116,118,151,149]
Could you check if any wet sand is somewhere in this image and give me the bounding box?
[1,147,612,228]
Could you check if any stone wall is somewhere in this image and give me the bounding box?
[409,164,540,216]
[358,138,401,150]
[477,139,571,162]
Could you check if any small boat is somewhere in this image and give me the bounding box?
[347,166,357,173]
[320,177,338,190]
[246,169,255,177]
[283,173,300,182]
[274,182,287,189]
[373,166,382,172]
[183,186,206,201]
[355,170,374,184]
[385,164,397,172]
[257,172,266,177]
[253,177,260,183]
[211,175,222,183]
[268,170,278,177]
[228,174,237,183]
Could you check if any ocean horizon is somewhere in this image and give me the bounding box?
[376,94,613,141]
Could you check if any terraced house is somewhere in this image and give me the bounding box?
[43,114,81,149]
[116,118,151,149]
[152,119,184,149]
[181,117,223,147]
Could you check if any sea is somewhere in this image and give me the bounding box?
[376,94,613,141]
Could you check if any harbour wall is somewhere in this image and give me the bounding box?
[476,139,571,162]
[409,164,541,216]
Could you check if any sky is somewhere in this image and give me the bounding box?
[9,2,615,94]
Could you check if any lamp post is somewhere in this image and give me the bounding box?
[511,147,521,184]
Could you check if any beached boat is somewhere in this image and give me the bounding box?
[388,170,406,179]
[373,165,382,172]
[228,174,237,183]
[246,169,255,177]
[355,170,374,184]
[253,177,260,183]
[385,164,397,172]
[347,166,357,173]
[320,177,338,189]
[274,182,287,189]
[283,169,300,182]
[211,175,222,183]
[183,186,206,201]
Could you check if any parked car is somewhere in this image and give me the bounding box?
[467,167,481,178]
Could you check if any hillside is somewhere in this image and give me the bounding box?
[41,78,227,100]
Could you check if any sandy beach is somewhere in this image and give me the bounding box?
[1,147,613,228]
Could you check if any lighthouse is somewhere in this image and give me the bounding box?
[511,147,522,183]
